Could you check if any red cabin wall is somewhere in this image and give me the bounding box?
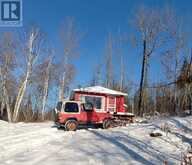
[73,91,125,113]
[116,96,125,112]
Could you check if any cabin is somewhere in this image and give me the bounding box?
[71,86,127,113]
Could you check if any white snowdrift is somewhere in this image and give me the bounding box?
[0,116,191,165]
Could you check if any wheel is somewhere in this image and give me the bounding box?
[103,119,111,129]
[95,123,102,129]
[65,120,78,131]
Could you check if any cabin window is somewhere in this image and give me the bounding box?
[80,95,104,111]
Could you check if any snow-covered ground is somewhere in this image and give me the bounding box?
[0,116,191,165]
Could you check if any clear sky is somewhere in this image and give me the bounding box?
[7,0,192,89]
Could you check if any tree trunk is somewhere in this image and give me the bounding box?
[59,72,65,101]
[0,101,5,118]
[105,33,113,88]
[174,53,179,114]
[59,55,68,101]
[0,67,12,122]
[190,94,192,111]
[120,54,124,91]
[13,68,30,122]
[138,40,148,116]
[42,58,52,120]
[42,83,48,120]
[13,29,39,122]
[3,85,12,122]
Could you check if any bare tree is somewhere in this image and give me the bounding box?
[105,32,113,88]
[132,6,163,115]
[161,8,186,114]
[12,27,42,122]
[31,54,54,121]
[177,52,192,111]
[0,32,17,122]
[23,94,33,121]
[41,55,52,120]
[115,29,127,91]
[90,63,102,86]
[132,6,181,116]
[0,68,12,121]
[59,17,81,100]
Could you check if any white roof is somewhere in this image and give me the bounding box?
[73,86,127,96]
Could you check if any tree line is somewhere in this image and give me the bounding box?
[0,6,191,122]
[0,18,78,122]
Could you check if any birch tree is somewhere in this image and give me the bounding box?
[41,56,52,120]
[0,67,12,121]
[0,32,16,122]
[12,27,41,122]
[59,17,81,100]
[31,54,54,121]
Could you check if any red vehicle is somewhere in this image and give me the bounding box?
[54,101,112,131]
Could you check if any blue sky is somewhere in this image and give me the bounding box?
[4,0,192,89]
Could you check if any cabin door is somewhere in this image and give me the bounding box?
[107,96,116,113]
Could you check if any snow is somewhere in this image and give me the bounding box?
[73,86,128,96]
[0,116,192,165]
[115,112,135,116]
